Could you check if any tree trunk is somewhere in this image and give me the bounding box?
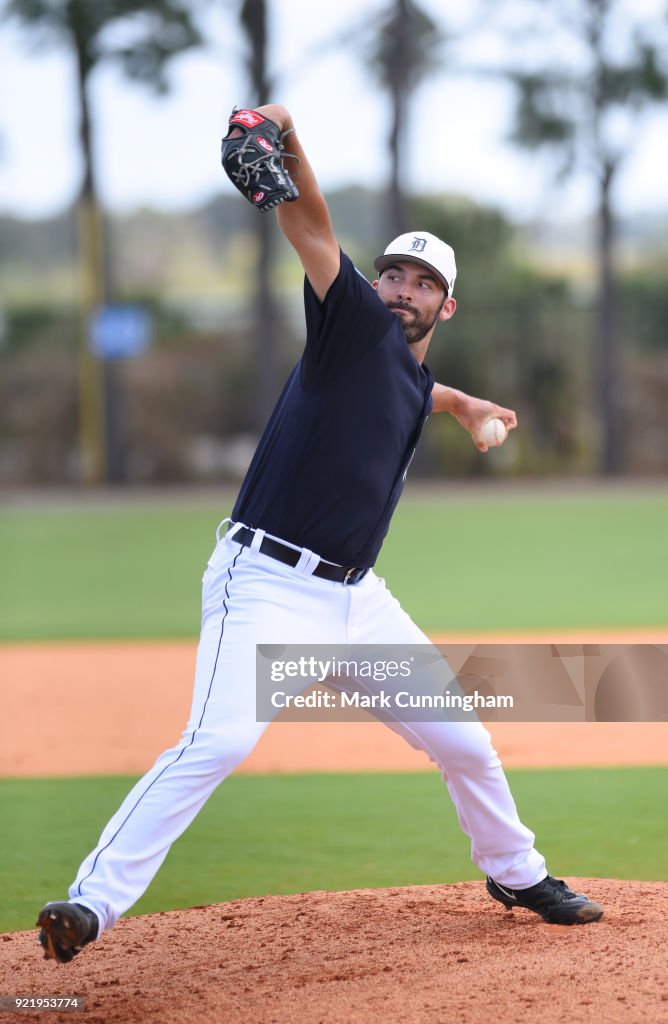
[241,0,281,433]
[388,83,409,236]
[75,46,108,485]
[595,159,622,474]
[254,210,279,431]
[387,0,410,236]
[587,0,622,474]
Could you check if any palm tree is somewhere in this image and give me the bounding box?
[5,0,202,482]
[364,0,442,236]
[503,0,667,473]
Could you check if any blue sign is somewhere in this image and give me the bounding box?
[89,305,152,359]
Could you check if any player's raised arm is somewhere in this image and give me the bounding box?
[221,103,340,302]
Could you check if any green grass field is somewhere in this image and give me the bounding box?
[1,767,665,933]
[2,486,667,640]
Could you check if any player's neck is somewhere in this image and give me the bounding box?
[408,332,433,365]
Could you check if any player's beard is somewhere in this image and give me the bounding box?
[387,302,442,345]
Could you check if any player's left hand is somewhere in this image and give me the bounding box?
[220,107,299,212]
[451,397,517,453]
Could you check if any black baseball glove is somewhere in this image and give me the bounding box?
[220,108,299,212]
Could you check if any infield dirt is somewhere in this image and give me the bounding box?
[3,634,668,776]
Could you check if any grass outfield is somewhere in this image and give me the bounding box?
[1,767,665,933]
[1,486,667,640]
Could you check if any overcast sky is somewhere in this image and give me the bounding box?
[0,0,666,222]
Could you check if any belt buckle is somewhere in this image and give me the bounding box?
[343,567,360,585]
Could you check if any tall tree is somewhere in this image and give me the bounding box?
[239,0,281,431]
[5,0,202,482]
[364,0,442,235]
[502,0,668,473]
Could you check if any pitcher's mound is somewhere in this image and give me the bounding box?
[3,880,666,1024]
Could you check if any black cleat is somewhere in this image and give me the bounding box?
[486,874,604,925]
[36,902,99,963]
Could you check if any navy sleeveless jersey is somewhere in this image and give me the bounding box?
[232,251,434,567]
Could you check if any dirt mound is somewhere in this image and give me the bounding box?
[2,880,665,1024]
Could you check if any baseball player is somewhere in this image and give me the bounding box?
[36,104,603,963]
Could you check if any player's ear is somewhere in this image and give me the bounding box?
[439,297,456,321]
[372,279,379,290]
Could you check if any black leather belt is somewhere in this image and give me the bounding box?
[230,525,368,585]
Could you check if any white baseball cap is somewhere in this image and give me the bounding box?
[374,231,457,296]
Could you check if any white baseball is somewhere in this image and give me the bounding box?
[480,418,507,448]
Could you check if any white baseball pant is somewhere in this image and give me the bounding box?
[70,525,546,934]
